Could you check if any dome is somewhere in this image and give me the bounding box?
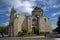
[33,7,43,12]
[34,7,41,10]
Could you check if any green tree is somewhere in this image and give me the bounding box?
[56,16,60,33]
[57,16,60,28]
[53,16,60,33]
[0,26,8,37]
[22,26,28,35]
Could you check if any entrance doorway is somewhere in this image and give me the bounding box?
[32,27,39,35]
[32,27,36,34]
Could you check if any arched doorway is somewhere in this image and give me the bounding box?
[32,27,36,34]
[32,18,39,35]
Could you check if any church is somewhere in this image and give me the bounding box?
[8,7,52,37]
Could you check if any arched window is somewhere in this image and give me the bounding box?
[44,18,46,22]
[32,18,37,26]
[33,19,36,21]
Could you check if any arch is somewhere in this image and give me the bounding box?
[44,18,46,22]
[32,27,36,34]
[32,18,37,26]
[32,18,36,21]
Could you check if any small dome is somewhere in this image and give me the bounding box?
[34,7,41,10]
[33,6,43,12]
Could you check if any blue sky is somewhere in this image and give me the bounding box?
[0,0,60,29]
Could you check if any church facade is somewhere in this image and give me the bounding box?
[8,7,52,37]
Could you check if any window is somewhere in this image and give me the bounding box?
[32,18,37,25]
[33,19,36,21]
[44,18,46,22]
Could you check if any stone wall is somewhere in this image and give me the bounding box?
[39,16,52,33]
[27,16,32,32]
[17,14,27,32]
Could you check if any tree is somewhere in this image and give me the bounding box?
[57,16,60,28]
[57,16,60,33]
[53,16,60,33]
[0,26,8,37]
[22,26,28,35]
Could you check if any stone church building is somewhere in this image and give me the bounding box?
[8,7,52,37]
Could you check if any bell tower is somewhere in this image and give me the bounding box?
[32,7,44,35]
[8,7,16,37]
[32,7,44,17]
[10,8,16,21]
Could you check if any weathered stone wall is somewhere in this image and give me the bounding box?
[17,14,27,32]
[13,14,28,36]
[27,16,32,32]
[39,16,46,32]
[39,16,52,33]
[45,17,52,33]
[14,18,18,36]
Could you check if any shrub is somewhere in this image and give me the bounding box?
[22,27,28,35]
[27,31,34,35]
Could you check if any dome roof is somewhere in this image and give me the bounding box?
[33,7,43,12]
[34,7,41,10]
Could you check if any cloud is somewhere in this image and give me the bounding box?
[4,0,59,15]
[3,22,9,26]
[52,25,57,29]
[53,5,60,8]
[5,13,10,16]
[1,0,60,16]
[42,7,48,12]
[5,0,36,15]
[52,12,60,17]
[16,1,34,14]
[37,0,59,10]
[37,0,57,6]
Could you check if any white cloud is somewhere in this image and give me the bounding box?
[5,13,10,16]
[42,7,48,12]
[21,1,33,8]
[5,0,21,8]
[23,7,33,14]
[5,0,35,15]
[52,12,60,17]
[3,22,9,26]
[38,0,57,6]
[4,0,59,15]
[37,0,59,10]
[53,5,60,8]
[52,25,57,29]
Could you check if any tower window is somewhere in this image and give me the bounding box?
[33,19,36,21]
[32,18,37,25]
[44,18,46,22]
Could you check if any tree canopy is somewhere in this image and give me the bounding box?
[53,16,60,33]
[0,26,8,34]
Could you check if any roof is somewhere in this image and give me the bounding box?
[34,7,41,10]
[33,6,43,12]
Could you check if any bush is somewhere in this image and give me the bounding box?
[22,27,28,35]
[27,31,34,35]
